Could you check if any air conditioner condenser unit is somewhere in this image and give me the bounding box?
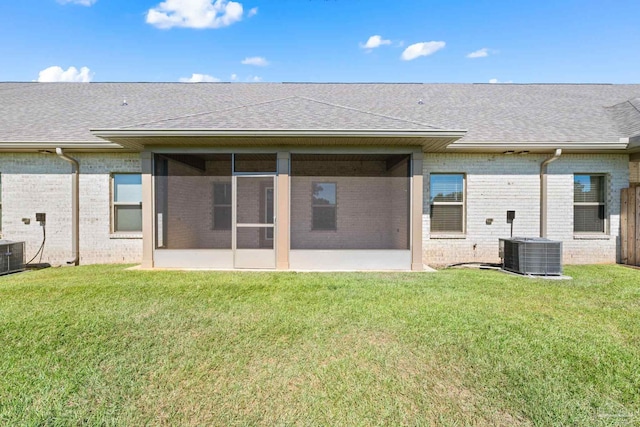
[0,240,26,275]
[499,237,562,276]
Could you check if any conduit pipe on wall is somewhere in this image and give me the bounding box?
[56,148,80,265]
[540,148,562,238]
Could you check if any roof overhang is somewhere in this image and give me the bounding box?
[446,139,632,154]
[0,141,131,153]
[627,135,640,156]
[90,128,468,152]
[4,132,635,155]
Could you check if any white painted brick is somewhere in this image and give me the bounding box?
[422,153,629,265]
[0,151,631,268]
[0,153,142,265]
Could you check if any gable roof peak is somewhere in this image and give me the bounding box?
[119,94,442,131]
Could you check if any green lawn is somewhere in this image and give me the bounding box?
[0,265,638,426]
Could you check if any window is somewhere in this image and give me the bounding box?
[312,182,336,230]
[430,174,465,233]
[212,182,232,230]
[574,174,606,233]
[112,174,142,233]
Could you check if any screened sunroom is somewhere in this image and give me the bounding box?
[288,154,412,269]
[93,117,465,270]
[151,151,418,270]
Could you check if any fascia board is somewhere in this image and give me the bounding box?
[447,141,630,152]
[0,141,127,151]
[91,129,468,139]
[627,135,640,152]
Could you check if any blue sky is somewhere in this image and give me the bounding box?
[1,0,639,83]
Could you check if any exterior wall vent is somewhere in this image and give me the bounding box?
[0,240,26,276]
[499,237,562,276]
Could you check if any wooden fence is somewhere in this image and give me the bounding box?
[621,186,640,266]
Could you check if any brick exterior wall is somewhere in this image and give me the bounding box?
[0,152,142,265]
[290,159,410,250]
[389,157,411,250]
[423,153,629,266]
[0,151,630,268]
[161,159,233,249]
[159,157,272,250]
[161,156,411,252]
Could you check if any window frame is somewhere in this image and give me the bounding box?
[573,173,607,234]
[111,173,143,234]
[311,181,337,231]
[429,173,466,235]
[212,181,232,231]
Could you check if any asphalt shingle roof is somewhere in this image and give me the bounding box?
[1,82,639,145]
[605,97,640,139]
[125,96,440,130]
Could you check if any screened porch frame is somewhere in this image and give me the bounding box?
[142,147,424,271]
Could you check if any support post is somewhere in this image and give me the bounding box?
[621,188,628,264]
[540,149,562,238]
[629,187,637,266]
[635,187,640,266]
[141,151,154,268]
[276,152,290,270]
[411,152,424,271]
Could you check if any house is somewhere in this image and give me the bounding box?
[1,82,639,270]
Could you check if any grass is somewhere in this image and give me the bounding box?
[0,265,638,426]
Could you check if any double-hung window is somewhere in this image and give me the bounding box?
[430,173,465,233]
[312,182,337,230]
[574,174,606,233]
[112,174,142,233]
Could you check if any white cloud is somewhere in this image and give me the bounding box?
[467,48,489,58]
[360,35,391,50]
[57,0,97,5]
[230,73,238,81]
[401,41,446,61]
[247,75,262,82]
[179,73,220,82]
[37,66,93,82]
[146,0,244,29]
[241,56,268,66]
[489,78,512,84]
[247,7,257,17]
